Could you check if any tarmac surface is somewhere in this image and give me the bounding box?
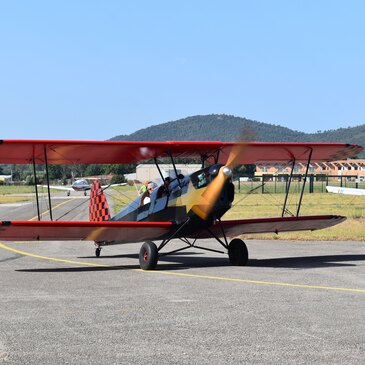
[0,193,364,364]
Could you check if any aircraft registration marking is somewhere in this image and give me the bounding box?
[0,242,364,294]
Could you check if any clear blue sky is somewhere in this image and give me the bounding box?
[1,1,364,140]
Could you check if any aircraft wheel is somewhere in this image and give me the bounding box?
[139,241,158,270]
[228,239,248,266]
[95,247,101,258]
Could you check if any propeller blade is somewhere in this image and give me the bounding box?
[191,166,229,220]
[226,143,247,169]
[190,128,254,220]
[226,127,254,168]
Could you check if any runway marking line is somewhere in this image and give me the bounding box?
[2,197,364,293]
[1,242,364,293]
[29,199,75,221]
[0,242,110,267]
[136,269,365,293]
[7,200,76,244]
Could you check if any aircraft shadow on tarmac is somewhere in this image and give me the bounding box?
[16,253,365,273]
[249,254,365,269]
[16,252,227,272]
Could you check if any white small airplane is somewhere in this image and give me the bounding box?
[326,185,365,196]
[40,179,126,196]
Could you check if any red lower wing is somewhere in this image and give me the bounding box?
[194,215,346,238]
[0,215,345,243]
[0,221,173,243]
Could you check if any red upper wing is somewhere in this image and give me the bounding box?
[0,221,173,243]
[0,140,361,164]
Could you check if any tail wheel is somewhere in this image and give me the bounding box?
[139,241,158,270]
[228,238,248,266]
[95,247,101,258]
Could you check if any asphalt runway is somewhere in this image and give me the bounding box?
[0,194,364,364]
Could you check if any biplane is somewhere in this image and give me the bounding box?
[0,140,362,269]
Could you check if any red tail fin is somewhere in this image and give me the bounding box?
[89,181,111,222]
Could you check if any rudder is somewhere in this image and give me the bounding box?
[89,181,111,222]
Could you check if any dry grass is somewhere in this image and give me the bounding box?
[226,192,365,218]
[226,192,365,241]
[107,188,139,213]
[0,195,31,204]
[2,183,360,240]
[111,186,365,241]
[0,185,35,195]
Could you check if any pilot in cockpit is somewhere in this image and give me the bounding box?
[140,182,155,206]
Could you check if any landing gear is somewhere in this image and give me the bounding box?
[139,241,158,270]
[228,238,248,266]
[84,191,87,196]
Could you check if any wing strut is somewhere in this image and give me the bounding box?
[201,149,220,169]
[281,159,296,217]
[154,157,165,182]
[44,145,53,221]
[166,151,182,188]
[296,148,313,216]
[32,157,41,221]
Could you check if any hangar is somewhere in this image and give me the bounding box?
[136,164,201,183]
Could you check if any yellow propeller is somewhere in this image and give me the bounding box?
[191,142,247,220]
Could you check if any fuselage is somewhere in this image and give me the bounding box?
[111,164,235,237]
[71,179,91,191]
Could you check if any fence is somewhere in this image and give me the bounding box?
[235,174,365,194]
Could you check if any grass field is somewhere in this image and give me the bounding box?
[1,184,364,241]
[0,185,35,195]
[226,191,365,241]
[111,184,365,241]
[0,195,32,204]
[0,185,36,203]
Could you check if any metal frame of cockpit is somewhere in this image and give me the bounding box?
[31,145,314,247]
[150,146,315,257]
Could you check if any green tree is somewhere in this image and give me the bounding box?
[110,174,126,184]
[48,165,63,180]
[84,164,102,176]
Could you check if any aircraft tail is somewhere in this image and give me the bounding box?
[89,181,111,221]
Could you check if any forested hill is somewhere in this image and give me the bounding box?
[110,114,365,156]
[110,115,307,142]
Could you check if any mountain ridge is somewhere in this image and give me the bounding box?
[110,114,365,156]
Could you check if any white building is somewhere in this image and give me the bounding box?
[135,164,202,183]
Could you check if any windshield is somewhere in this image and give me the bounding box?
[190,164,222,189]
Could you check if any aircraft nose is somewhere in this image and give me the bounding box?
[222,166,232,177]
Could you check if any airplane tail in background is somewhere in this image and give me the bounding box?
[89,181,111,222]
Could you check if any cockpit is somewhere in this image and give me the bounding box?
[190,164,223,189]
